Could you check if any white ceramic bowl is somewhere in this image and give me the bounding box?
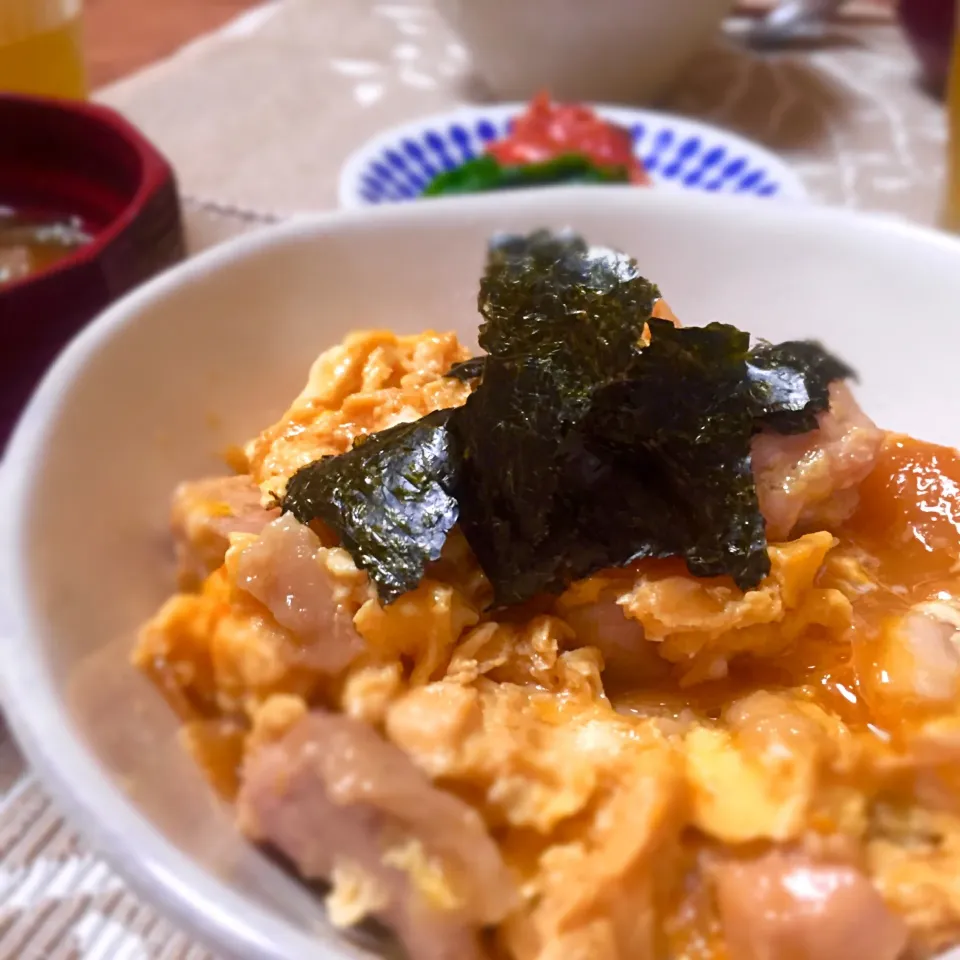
[3,188,960,960]
[434,0,735,103]
[338,104,808,208]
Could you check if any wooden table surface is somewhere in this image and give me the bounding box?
[84,0,895,89]
[85,0,262,88]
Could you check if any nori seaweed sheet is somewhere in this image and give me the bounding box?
[283,230,855,607]
[444,357,486,381]
[747,339,857,434]
[282,409,460,603]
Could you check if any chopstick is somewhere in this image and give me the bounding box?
[731,0,895,21]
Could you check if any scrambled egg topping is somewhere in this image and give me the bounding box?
[134,331,960,960]
[246,330,472,499]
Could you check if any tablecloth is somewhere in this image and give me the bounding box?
[99,0,945,223]
[0,0,949,956]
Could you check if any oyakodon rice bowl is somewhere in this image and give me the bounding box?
[131,227,960,960]
[6,190,960,960]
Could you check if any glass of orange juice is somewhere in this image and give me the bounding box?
[0,0,87,100]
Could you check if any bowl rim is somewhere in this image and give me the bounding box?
[337,102,810,209]
[0,93,176,295]
[3,187,960,959]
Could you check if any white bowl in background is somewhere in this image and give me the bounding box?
[337,104,808,208]
[434,0,735,103]
[3,187,960,960]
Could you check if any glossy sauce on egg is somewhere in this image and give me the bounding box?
[614,436,960,741]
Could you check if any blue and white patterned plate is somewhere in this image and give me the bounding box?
[338,104,808,208]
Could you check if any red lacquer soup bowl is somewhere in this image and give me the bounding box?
[0,94,185,450]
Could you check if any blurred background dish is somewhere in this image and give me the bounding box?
[0,94,185,451]
[432,0,736,102]
[339,101,809,209]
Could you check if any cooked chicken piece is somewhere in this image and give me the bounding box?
[714,850,908,960]
[234,515,364,674]
[857,599,960,740]
[752,381,883,541]
[884,603,960,704]
[237,710,517,960]
[560,595,669,684]
[172,475,278,588]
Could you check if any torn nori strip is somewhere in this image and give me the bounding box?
[478,228,659,363]
[456,315,772,601]
[454,233,853,601]
[747,340,857,435]
[283,230,855,608]
[444,357,486,381]
[452,230,663,602]
[282,409,460,603]
[582,320,768,588]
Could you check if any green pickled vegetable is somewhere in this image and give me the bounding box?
[422,154,631,198]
